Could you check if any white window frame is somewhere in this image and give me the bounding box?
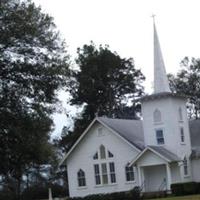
[153,109,162,123]
[93,145,116,186]
[155,128,165,145]
[183,157,189,177]
[77,169,86,187]
[180,127,185,144]
[125,164,135,182]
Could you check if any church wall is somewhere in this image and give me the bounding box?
[142,97,191,160]
[66,121,140,197]
[171,163,181,183]
[191,158,200,182]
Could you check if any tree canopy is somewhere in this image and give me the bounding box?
[168,57,200,119]
[59,42,145,152]
[0,0,69,198]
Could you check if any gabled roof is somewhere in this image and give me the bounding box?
[60,117,144,166]
[98,117,144,150]
[60,117,200,166]
[130,145,181,165]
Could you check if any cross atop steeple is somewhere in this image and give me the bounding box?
[153,18,171,94]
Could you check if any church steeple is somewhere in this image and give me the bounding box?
[153,18,171,94]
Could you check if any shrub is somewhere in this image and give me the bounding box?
[21,183,67,200]
[171,182,198,196]
[183,182,197,195]
[69,188,141,200]
[196,182,200,194]
[171,183,184,196]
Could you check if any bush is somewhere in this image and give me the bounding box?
[69,188,141,200]
[197,182,200,194]
[171,183,184,196]
[171,182,198,196]
[21,183,67,200]
[183,182,198,195]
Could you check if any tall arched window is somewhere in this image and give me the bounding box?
[179,107,183,121]
[153,109,162,123]
[183,157,188,176]
[77,169,86,187]
[100,145,106,159]
[125,163,135,182]
[93,145,116,185]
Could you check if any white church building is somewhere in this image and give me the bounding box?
[60,21,200,197]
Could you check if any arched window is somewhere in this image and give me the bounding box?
[183,157,188,176]
[77,169,86,187]
[93,146,116,185]
[153,109,162,123]
[100,145,106,159]
[125,164,135,182]
[179,107,183,121]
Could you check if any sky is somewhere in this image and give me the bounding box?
[32,0,200,137]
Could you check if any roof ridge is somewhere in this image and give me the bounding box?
[97,116,142,122]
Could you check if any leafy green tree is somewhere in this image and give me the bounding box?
[59,42,145,152]
[0,0,69,199]
[168,57,200,119]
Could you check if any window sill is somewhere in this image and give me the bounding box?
[77,186,87,190]
[180,143,186,145]
[125,181,136,185]
[183,174,190,178]
[94,183,117,188]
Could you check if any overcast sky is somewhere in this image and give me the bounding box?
[33,0,200,137]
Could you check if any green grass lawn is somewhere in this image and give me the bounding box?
[151,194,200,200]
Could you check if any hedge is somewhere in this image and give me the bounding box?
[21,183,68,200]
[171,182,199,196]
[69,187,141,200]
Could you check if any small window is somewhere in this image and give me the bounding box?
[156,129,165,145]
[101,163,108,184]
[77,169,86,187]
[100,145,106,159]
[94,164,101,185]
[153,109,162,123]
[180,127,185,143]
[125,164,135,181]
[179,107,183,121]
[183,157,188,176]
[93,152,98,160]
[108,151,114,158]
[109,162,116,183]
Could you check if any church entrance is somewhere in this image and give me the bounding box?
[142,164,167,192]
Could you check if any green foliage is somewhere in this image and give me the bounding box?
[68,187,140,200]
[168,57,200,119]
[0,0,69,198]
[21,183,67,200]
[171,182,198,196]
[59,42,145,152]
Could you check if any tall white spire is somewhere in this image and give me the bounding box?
[153,17,171,94]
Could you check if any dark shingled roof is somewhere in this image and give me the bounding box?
[148,146,181,162]
[97,117,145,150]
[97,117,200,154]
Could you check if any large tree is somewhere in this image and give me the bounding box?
[59,42,145,152]
[0,0,69,198]
[168,57,200,119]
